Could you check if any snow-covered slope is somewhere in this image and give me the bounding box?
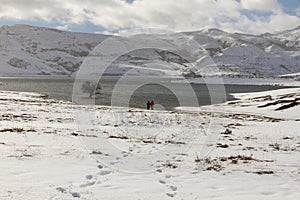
[0,24,299,78]
[186,28,300,78]
[0,24,107,76]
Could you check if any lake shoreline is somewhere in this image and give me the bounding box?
[0,76,296,111]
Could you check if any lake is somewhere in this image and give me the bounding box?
[0,76,289,110]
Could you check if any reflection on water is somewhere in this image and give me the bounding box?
[0,76,288,110]
[0,77,74,102]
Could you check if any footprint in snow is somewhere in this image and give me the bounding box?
[98,170,112,176]
[86,175,93,180]
[170,185,177,191]
[166,193,176,198]
[80,181,96,188]
[71,192,80,198]
[97,164,103,169]
[56,187,67,194]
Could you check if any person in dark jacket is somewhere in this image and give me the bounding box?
[146,101,151,110]
[150,100,155,110]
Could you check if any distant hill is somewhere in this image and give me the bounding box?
[0,24,299,78]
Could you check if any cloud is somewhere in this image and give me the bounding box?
[240,0,282,12]
[0,0,299,34]
[56,24,69,31]
[296,7,300,17]
[235,12,300,33]
[0,0,87,24]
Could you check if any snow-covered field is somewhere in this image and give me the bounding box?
[0,87,300,199]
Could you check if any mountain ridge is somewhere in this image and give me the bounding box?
[0,24,299,79]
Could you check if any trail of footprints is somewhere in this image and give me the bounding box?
[55,164,113,199]
[157,170,178,198]
[55,165,180,199]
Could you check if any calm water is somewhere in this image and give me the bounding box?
[0,76,289,110]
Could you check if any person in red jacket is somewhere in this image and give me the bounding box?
[150,100,155,110]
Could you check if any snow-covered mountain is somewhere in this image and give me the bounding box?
[186,27,300,78]
[0,24,107,76]
[0,24,299,78]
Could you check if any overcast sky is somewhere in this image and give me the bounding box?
[0,0,299,34]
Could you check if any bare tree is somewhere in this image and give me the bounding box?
[81,81,97,98]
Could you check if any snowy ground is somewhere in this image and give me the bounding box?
[0,87,300,200]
